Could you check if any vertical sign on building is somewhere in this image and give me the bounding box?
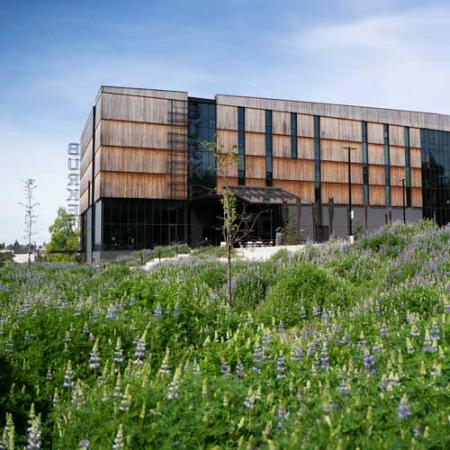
[67,143,80,216]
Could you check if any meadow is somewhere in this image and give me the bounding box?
[0,221,449,449]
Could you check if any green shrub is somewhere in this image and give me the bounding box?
[257,262,353,325]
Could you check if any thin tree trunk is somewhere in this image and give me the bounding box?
[227,242,232,307]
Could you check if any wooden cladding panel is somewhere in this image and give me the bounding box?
[101,93,179,125]
[390,166,406,186]
[100,147,172,175]
[272,180,314,203]
[390,146,405,167]
[273,159,314,181]
[321,161,363,184]
[245,108,265,133]
[245,132,265,156]
[389,125,405,147]
[245,156,266,179]
[273,135,291,158]
[368,144,385,165]
[368,123,384,144]
[81,111,94,157]
[217,105,238,130]
[412,187,423,207]
[101,121,185,149]
[321,140,362,163]
[80,147,92,178]
[94,150,101,176]
[245,178,266,187]
[95,123,101,152]
[297,114,314,137]
[320,117,361,142]
[410,128,421,148]
[321,183,363,205]
[80,168,92,197]
[80,190,89,214]
[411,168,422,187]
[217,177,238,192]
[369,165,385,185]
[94,173,101,201]
[370,186,386,206]
[272,111,290,135]
[298,137,314,160]
[217,130,238,150]
[391,186,405,206]
[411,148,421,167]
[101,172,170,199]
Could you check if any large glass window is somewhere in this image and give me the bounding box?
[238,107,245,185]
[265,110,273,186]
[188,98,216,197]
[290,112,297,159]
[314,116,321,202]
[384,124,391,207]
[421,129,450,225]
[102,199,187,250]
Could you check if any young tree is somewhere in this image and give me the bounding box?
[46,208,80,262]
[19,178,39,269]
[203,141,260,306]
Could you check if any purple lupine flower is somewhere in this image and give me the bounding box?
[82,323,90,334]
[45,368,53,381]
[243,395,254,409]
[133,337,146,366]
[319,344,329,370]
[397,397,413,420]
[290,347,304,363]
[88,340,101,370]
[63,361,74,389]
[363,354,376,374]
[276,404,287,429]
[276,354,286,379]
[113,338,124,365]
[252,343,262,373]
[106,305,116,320]
[26,414,42,450]
[79,439,90,449]
[153,304,162,318]
[379,325,388,338]
[430,324,440,340]
[313,305,322,317]
[236,360,245,378]
[339,383,350,396]
[220,359,231,376]
[261,333,272,361]
[300,308,307,319]
[128,296,136,306]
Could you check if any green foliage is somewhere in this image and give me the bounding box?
[46,207,80,262]
[258,262,353,325]
[0,251,13,267]
[281,220,302,245]
[0,221,449,449]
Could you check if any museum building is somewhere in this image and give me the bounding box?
[80,86,450,261]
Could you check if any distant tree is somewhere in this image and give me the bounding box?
[46,208,80,262]
[0,243,5,249]
[0,250,13,267]
[19,179,39,269]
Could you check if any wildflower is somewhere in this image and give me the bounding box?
[153,303,162,318]
[113,338,124,365]
[220,359,231,376]
[26,412,42,450]
[363,354,376,373]
[236,360,245,378]
[379,325,388,338]
[79,439,90,449]
[430,323,440,340]
[397,395,413,420]
[252,340,262,373]
[63,360,74,389]
[276,353,286,379]
[167,367,181,400]
[133,333,147,366]
[243,389,255,409]
[276,403,287,429]
[112,424,124,450]
[319,343,329,370]
[339,382,350,396]
[88,339,101,370]
[159,349,171,377]
[300,308,307,319]
[64,330,71,343]
[118,385,131,412]
[192,360,201,376]
[3,412,15,450]
[106,304,116,320]
[128,296,136,306]
[173,303,180,316]
[45,367,53,381]
[261,333,272,361]
[290,346,303,363]
[313,305,322,317]
[82,322,90,334]
[423,330,437,353]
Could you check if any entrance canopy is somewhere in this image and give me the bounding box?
[227,186,300,205]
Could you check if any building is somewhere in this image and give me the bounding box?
[80,86,450,261]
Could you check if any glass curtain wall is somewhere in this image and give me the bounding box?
[421,129,450,225]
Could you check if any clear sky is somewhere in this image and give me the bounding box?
[1,0,450,245]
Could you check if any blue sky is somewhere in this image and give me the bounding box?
[1,0,450,244]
